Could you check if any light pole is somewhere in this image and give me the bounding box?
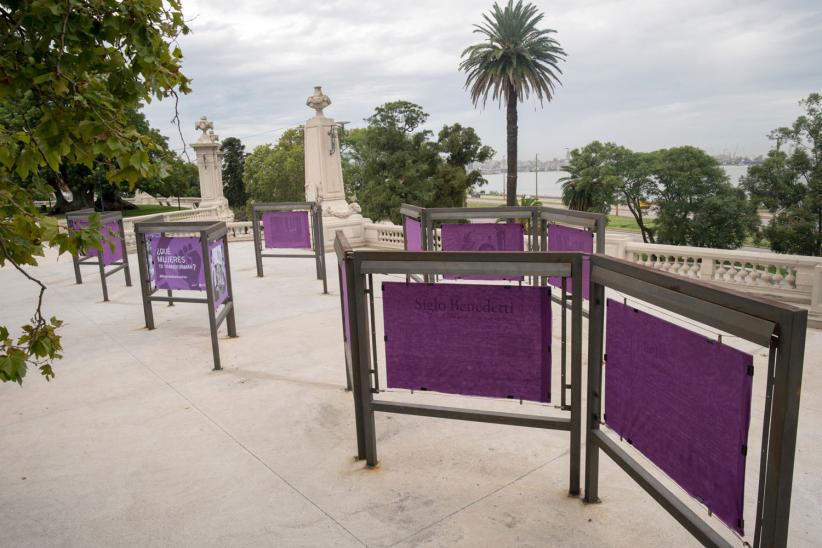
[534,153,539,199]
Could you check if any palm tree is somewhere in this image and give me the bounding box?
[460,0,565,206]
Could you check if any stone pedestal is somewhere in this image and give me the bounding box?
[304,86,363,249]
[192,116,233,221]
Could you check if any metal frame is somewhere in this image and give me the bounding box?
[584,254,807,548]
[400,203,541,254]
[539,207,607,410]
[251,201,327,294]
[133,220,238,371]
[335,231,585,496]
[67,209,132,301]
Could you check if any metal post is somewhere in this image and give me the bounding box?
[135,231,155,330]
[316,206,328,294]
[367,273,379,393]
[200,231,222,371]
[345,258,367,459]
[222,236,238,338]
[338,261,353,392]
[584,276,606,503]
[561,280,567,410]
[252,206,264,277]
[758,310,807,547]
[72,252,83,284]
[569,256,583,496]
[97,254,109,301]
[352,262,377,466]
[118,218,132,286]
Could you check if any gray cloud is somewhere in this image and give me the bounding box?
[143,0,822,160]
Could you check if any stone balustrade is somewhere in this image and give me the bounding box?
[357,221,822,314]
[120,206,221,249]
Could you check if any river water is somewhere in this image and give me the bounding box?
[480,165,748,198]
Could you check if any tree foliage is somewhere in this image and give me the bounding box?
[221,137,246,208]
[561,142,758,249]
[243,129,304,204]
[342,101,493,224]
[0,0,190,383]
[460,0,565,206]
[559,141,621,214]
[741,93,822,255]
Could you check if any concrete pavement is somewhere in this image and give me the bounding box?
[1,241,820,547]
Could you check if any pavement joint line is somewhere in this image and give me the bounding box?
[63,293,369,548]
[387,448,571,547]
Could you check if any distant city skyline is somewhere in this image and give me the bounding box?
[142,0,822,161]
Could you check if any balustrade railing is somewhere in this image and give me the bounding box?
[359,223,822,312]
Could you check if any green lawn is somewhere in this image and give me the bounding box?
[122,204,182,217]
[606,215,651,232]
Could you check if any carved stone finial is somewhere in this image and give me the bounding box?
[306,86,331,117]
[208,129,220,143]
[195,116,214,143]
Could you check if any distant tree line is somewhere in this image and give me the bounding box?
[233,100,494,225]
[561,93,821,255]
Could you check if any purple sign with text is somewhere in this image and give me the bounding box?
[69,219,124,267]
[404,216,423,251]
[604,299,753,534]
[150,236,206,291]
[548,224,592,300]
[209,239,228,310]
[383,283,551,402]
[262,211,311,249]
[440,223,524,281]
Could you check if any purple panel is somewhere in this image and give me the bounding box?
[70,219,124,266]
[209,239,228,311]
[262,211,311,249]
[604,299,753,534]
[404,216,423,251]
[150,236,206,291]
[548,224,592,300]
[440,223,524,281]
[383,282,551,402]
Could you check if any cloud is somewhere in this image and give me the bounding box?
[143,0,822,160]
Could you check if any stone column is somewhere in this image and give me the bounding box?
[192,116,233,221]
[304,87,364,248]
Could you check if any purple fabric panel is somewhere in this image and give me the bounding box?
[604,299,753,534]
[209,239,228,311]
[547,224,592,300]
[70,219,124,266]
[262,211,311,249]
[383,282,551,402]
[440,223,525,281]
[150,236,206,291]
[404,216,423,251]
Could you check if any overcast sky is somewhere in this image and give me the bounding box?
[142,0,822,162]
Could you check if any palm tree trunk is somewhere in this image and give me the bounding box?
[506,84,518,206]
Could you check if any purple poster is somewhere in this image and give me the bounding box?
[150,236,206,291]
[209,239,228,311]
[383,283,551,402]
[69,219,124,266]
[262,211,311,249]
[440,223,525,281]
[547,224,593,300]
[404,216,423,251]
[604,299,753,534]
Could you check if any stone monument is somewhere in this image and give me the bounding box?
[303,86,364,247]
[192,116,233,221]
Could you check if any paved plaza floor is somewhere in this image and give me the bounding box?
[1,241,820,547]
